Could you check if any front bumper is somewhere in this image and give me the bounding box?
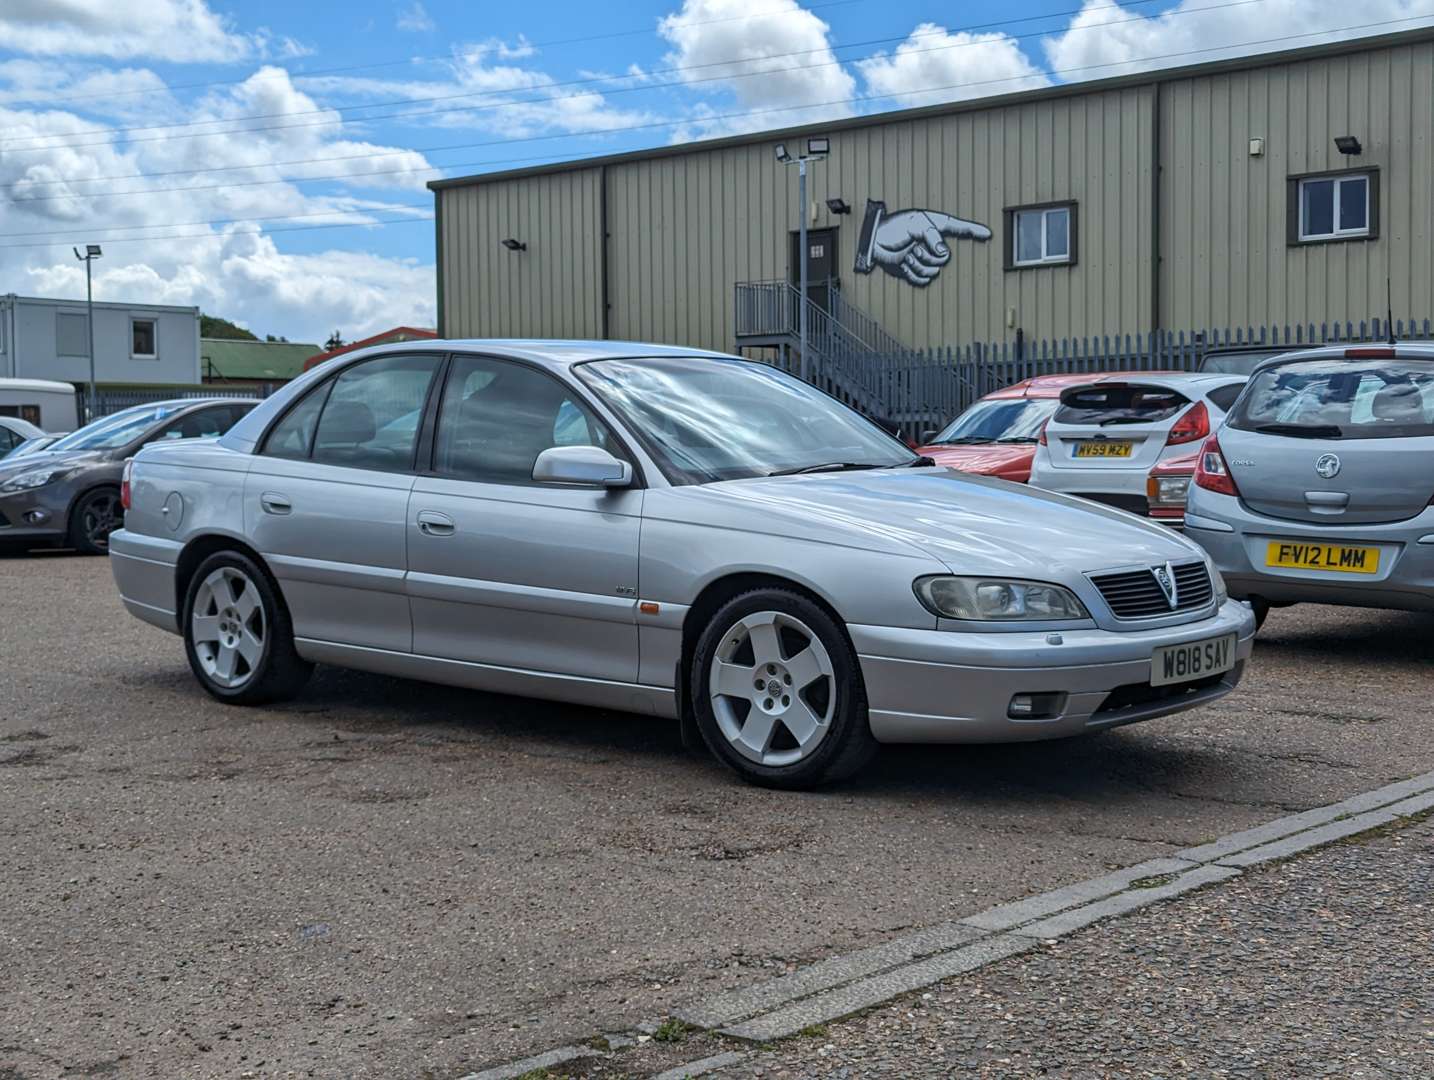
[1184,495,1434,613]
[852,599,1255,743]
[0,485,70,541]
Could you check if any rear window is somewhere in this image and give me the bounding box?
[1228,359,1434,440]
[1053,385,1190,426]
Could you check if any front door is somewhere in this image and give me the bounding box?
[244,351,444,652]
[405,353,642,683]
[789,227,838,312]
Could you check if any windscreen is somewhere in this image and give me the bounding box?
[577,356,915,484]
[1199,350,1289,376]
[1053,385,1190,426]
[928,398,1056,444]
[1227,358,1434,439]
[48,403,181,451]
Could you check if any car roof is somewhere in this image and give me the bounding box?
[1244,341,1434,367]
[333,338,739,370]
[985,369,1240,400]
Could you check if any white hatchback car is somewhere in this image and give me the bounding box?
[1029,372,1248,515]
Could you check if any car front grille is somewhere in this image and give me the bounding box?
[1089,561,1214,619]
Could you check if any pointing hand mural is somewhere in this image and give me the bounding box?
[854,199,991,287]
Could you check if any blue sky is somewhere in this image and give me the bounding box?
[2,0,1431,344]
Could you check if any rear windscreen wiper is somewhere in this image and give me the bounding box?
[1252,423,1344,438]
[1096,416,1148,426]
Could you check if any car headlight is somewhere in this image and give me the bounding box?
[0,467,73,493]
[914,576,1090,621]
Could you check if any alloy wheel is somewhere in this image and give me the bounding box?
[709,610,837,767]
[191,566,266,690]
[81,491,122,550]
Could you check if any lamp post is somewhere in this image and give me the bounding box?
[73,244,102,421]
[775,137,829,383]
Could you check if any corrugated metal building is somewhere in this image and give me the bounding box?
[430,27,1434,355]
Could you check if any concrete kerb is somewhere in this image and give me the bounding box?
[455,769,1434,1077]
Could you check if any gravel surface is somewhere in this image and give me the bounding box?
[3,552,1433,1078]
[708,815,1434,1079]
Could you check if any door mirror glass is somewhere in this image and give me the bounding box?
[532,445,633,488]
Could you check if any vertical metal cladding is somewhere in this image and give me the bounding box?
[434,30,1434,351]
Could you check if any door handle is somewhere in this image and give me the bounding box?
[260,492,292,515]
[417,510,456,536]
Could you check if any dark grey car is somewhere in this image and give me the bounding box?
[0,399,254,554]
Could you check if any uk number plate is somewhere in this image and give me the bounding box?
[1074,440,1133,458]
[1151,633,1237,687]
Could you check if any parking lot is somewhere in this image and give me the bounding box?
[3,552,1434,1079]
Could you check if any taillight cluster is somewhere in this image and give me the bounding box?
[120,458,133,511]
[1193,435,1239,497]
[1166,401,1210,446]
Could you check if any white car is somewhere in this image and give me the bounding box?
[1029,372,1247,514]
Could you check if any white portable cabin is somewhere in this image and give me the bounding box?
[0,378,80,432]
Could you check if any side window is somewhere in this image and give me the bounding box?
[434,355,621,484]
[0,428,19,451]
[263,383,332,461]
[150,406,236,443]
[311,353,442,470]
[1206,384,1244,413]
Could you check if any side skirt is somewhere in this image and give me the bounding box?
[293,637,680,719]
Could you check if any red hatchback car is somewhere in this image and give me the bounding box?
[916,372,1156,483]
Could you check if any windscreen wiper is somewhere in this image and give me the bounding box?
[767,461,883,477]
[1096,416,1147,426]
[995,436,1039,443]
[933,436,994,444]
[1252,423,1344,438]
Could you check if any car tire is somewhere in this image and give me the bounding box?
[182,550,313,705]
[692,588,878,789]
[1250,597,1271,630]
[68,486,123,555]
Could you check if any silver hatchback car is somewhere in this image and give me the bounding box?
[1186,343,1434,625]
[110,341,1254,788]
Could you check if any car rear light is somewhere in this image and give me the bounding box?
[1345,347,1396,358]
[1038,423,1048,446]
[120,459,133,511]
[1193,434,1239,497]
[1166,400,1210,446]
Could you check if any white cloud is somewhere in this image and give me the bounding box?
[1044,0,1434,81]
[396,2,436,33]
[0,0,298,64]
[298,40,657,138]
[0,66,437,342]
[857,24,1051,108]
[658,0,858,139]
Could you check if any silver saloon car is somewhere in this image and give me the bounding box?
[1185,343,1434,625]
[110,341,1255,788]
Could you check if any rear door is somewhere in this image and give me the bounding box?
[244,352,443,651]
[1219,356,1434,524]
[1042,382,1188,472]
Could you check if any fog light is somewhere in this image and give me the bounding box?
[1008,692,1064,720]
[23,509,49,524]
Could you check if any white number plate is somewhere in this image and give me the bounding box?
[1151,633,1236,687]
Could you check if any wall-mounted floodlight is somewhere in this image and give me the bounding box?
[501,238,527,252]
[826,197,851,215]
[806,136,830,156]
[774,143,791,163]
[1334,135,1362,155]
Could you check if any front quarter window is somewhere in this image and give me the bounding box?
[577,356,916,484]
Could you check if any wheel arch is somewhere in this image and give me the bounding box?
[175,533,288,622]
[65,479,122,535]
[677,571,853,716]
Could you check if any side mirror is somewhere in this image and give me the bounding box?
[532,445,633,488]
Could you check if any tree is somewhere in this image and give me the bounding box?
[200,312,258,340]
[325,330,345,351]
[264,334,291,343]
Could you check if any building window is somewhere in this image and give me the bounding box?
[131,318,157,358]
[1004,202,1078,269]
[1288,170,1378,245]
[56,312,89,357]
